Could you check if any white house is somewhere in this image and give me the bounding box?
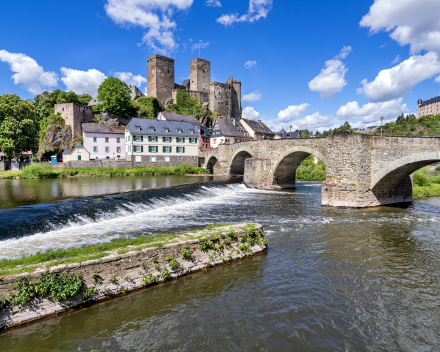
[82,123,126,160]
[63,143,90,162]
[210,118,252,148]
[125,118,199,165]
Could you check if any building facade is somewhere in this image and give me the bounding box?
[241,118,275,140]
[417,96,440,118]
[210,118,252,148]
[147,54,242,123]
[82,123,126,160]
[62,143,90,162]
[54,103,93,138]
[125,118,199,165]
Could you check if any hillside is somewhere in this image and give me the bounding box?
[376,114,440,137]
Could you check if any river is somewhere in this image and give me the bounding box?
[0,176,440,351]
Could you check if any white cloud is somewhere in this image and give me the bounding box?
[205,0,221,7]
[114,72,147,87]
[243,91,262,102]
[360,0,440,55]
[336,46,352,59]
[242,106,260,120]
[244,60,257,69]
[436,75,440,84]
[0,50,58,94]
[217,0,272,26]
[294,112,335,130]
[392,55,401,64]
[308,59,348,100]
[60,67,107,96]
[191,40,210,52]
[105,0,193,54]
[358,52,440,102]
[277,103,310,122]
[337,99,409,123]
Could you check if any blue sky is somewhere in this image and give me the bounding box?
[1,0,440,132]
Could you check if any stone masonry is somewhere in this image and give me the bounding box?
[147,54,175,104]
[200,135,440,207]
[54,103,93,138]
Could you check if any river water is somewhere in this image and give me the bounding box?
[1,176,440,351]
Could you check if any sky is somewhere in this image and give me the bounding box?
[1,0,440,132]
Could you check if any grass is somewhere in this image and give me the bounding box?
[2,163,210,179]
[412,167,440,199]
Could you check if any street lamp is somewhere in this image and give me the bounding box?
[380,116,384,136]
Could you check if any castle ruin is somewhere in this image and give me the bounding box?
[146,54,242,123]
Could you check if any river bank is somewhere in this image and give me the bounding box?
[0,223,267,332]
[0,163,209,179]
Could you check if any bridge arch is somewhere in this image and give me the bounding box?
[206,156,218,174]
[229,148,253,175]
[271,147,328,188]
[371,151,440,191]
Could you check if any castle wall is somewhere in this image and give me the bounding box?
[172,89,209,105]
[231,80,242,122]
[190,58,211,93]
[54,103,93,138]
[147,54,175,104]
[210,82,232,118]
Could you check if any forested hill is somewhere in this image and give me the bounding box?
[379,114,440,137]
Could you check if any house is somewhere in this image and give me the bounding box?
[367,126,379,131]
[63,143,90,162]
[200,125,212,151]
[277,128,302,139]
[240,118,275,140]
[82,123,126,160]
[210,118,253,148]
[157,112,202,134]
[125,118,199,165]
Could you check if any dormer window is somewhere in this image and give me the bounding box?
[189,129,195,134]
[177,128,183,133]
[135,126,141,131]
[149,126,155,132]
[164,127,170,132]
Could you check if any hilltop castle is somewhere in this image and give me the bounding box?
[146,54,242,123]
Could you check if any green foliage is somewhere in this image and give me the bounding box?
[210,235,219,243]
[413,171,430,186]
[227,230,237,240]
[169,90,206,118]
[141,274,156,286]
[39,112,65,143]
[33,89,82,121]
[92,104,105,114]
[238,244,250,253]
[78,94,93,106]
[0,116,38,158]
[224,238,231,246]
[198,238,213,251]
[91,273,102,285]
[181,246,193,260]
[168,258,180,270]
[134,96,163,119]
[97,77,136,117]
[124,275,131,281]
[141,263,148,270]
[263,239,269,247]
[108,275,117,284]
[78,136,84,144]
[82,287,95,300]
[21,163,58,179]
[161,267,170,281]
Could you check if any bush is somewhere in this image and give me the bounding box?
[21,163,57,179]
[413,171,429,187]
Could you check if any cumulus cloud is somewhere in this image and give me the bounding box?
[360,0,440,55]
[244,60,257,69]
[336,46,352,59]
[242,91,262,102]
[0,50,58,94]
[105,0,193,54]
[242,106,260,120]
[217,0,272,26]
[308,59,348,100]
[114,72,147,87]
[294,112,335,130]
[358,52,440,102]
[60,67,107,96]
[205,0,221,7]
[337,99,409,123]
[277,103,310,122]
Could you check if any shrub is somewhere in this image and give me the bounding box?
[21,163,58,179]
[141,274,156,286]
[199,238,213,250]
[414,171,429,187]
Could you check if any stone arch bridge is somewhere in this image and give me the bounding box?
[200,135,440,207]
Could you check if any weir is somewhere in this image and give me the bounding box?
[201,135,440,207]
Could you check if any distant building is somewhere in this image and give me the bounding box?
[276,128,302,139]
[417,96,440,118]
[82,123,126,160]
[125,118,199,165]
[367,125,378,131]
[62,143,90,162]
[240,119,275,140]
[200,125,212,151]
[210,118,252,148]
[54,103,93,138]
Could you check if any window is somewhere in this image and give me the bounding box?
[212,139,216,144]
[176,137,185,143]
[93,146,98,152]
[189,129,195,134]
[225,139,230,143]
[178,156,183,160]
[134,146,144,152]
[149,146,158,153]
[135,155,142,162]
[191,156,196,160]
[177,128,183,133]
[149,126,155,131]
[164,127,170,132]
[117,147,121,153]
[105,137,109,143]
[163,146,172,153]
[163,137,171,142]
[164,156,170,162]
[176,147,185,153]
[135,126,141,131]
[189,138,198,144]
[105,147,109,153]
[117,138,120,143]
[77,148,82,153]
[93,137,97,143]
[150,156,156,162]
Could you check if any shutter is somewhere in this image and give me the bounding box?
[141,146,144,152]
[183,147,185,153]
[163,146,165,153]
[183,138,185,143]
[133,136,136,141]
[169,147,172,153]
[195,138,197,143]
[156,146,158,152]
[155,136,158,142]
[141,136,143,142]
[163,137,165,142]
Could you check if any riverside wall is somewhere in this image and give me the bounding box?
[0,223,267,332]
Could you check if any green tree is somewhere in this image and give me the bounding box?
[33,89,81,122]
[0,117,38,158]
[169,90,206,118]
[396,113,406,125]
[97,77,136,117]
[78,94,93,106]
[39,112,65,143]
[134,96,163,119]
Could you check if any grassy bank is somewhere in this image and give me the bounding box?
[296,155,326,181]
[1,163,209,179]
[413,167,440,199]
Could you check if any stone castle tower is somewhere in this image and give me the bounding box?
[146,54,242,123]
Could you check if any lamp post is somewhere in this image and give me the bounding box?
[380,116,384,136]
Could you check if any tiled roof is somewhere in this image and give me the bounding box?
[212,118,250,138]
[278,131,301,139]
[82,123,125,134]
[241,118,274,135]
[182,79,190,87]
[159,112,200,125]
[127,118,200,137]
[419,96,440,106]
